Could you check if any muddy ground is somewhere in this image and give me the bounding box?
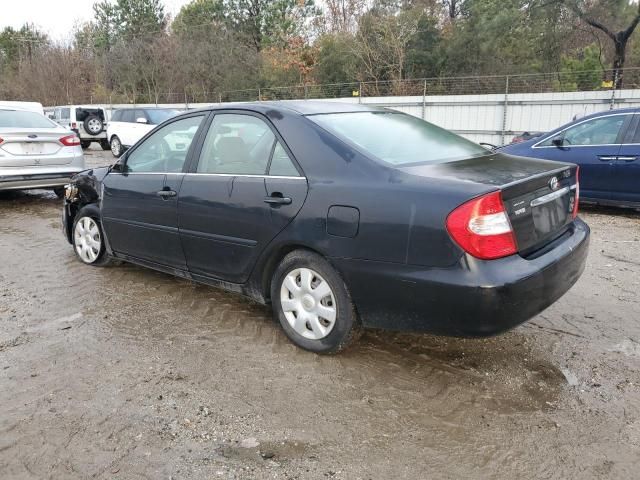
[1,146,639,479]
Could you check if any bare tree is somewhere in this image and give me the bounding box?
[562,0,640,87]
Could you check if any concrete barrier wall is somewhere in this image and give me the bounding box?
[79,88,640,146]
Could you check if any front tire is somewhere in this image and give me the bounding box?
[72,208,113,267]
[110,136,123,158]
[271,250,362,354]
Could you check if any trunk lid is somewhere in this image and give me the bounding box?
[401,153,578,256]
[0,128,70,166]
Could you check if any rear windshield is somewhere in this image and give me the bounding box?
[146,109,179,125]
[0,110,57,128]
[310,111,488,166]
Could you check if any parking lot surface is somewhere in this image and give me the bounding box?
[1,147,639,479]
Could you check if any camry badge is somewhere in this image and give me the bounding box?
[549,176,559,191]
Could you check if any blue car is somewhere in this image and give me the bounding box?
[500,108,640,208]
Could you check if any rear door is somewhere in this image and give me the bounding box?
[101,113,206,269]
[612,113,640,204]
[178,111,307,283]
[531,113,631,200]
[119,110,136,146]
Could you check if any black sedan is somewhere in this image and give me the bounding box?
[62,101,590,353]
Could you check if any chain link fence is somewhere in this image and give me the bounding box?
[74,67,640,108]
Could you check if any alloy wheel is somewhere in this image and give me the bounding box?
[87,118,102,134]
[74,217,101,264]
[111,137,121,156]
[280,267,337,340]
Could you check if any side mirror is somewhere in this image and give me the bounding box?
[551,137,565,148]
[110,161,125,172]
[111,153,127,172]
[136,117,148,124]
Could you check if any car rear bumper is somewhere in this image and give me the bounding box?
[335,218,590,336]
[0,170,83,190]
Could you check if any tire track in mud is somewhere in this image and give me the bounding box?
[1,190,570,418]
[2,188,640,479]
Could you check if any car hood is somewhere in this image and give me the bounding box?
[398,153,571,187]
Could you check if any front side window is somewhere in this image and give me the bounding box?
[197,114,276,175]
[310,111,488,166]
[134,109,148,123]
[540,115,627,146]
[125,115,204,173]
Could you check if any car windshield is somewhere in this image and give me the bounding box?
[0,110,57,129]
[310,111,488,166]
[146,109,180,125]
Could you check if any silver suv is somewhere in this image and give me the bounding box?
[46,105,110,150]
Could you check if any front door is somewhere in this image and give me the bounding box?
[101,114,206,269]
[532,113,632,200]
[178,112,307,283]
[612,114,640,204]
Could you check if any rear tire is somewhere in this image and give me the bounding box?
[100,139,110,150]
[72,207,114,267]
[81,141,91,149]
[271,250,362,354]
[110,136,123,158]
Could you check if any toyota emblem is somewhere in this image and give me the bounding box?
[549,176,559,191]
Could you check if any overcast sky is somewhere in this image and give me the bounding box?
[1,0,193,42]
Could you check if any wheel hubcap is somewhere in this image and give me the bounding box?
[74,217,101,263]
[280,268,337,340]
[88,119,101,133]
[111,139,120,155]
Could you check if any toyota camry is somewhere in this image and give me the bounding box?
[62,101,589,353]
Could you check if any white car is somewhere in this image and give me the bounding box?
[0,107,85,197]
[46,105,110,150]
[107,108,180,157]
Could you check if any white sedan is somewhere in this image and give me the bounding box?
[0,108,85,197]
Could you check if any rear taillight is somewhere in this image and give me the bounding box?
[446,191,517,260]
[71,122,77,129]
[60,135,81,147]
[0,137,3,145]
[572,166,580,219]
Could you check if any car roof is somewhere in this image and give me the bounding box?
[577,107,640,120]
[202,100,388,116]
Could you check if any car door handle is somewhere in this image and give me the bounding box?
[264,195,292,205]
[598,155,618,161]
[156,189,177,198]
[617,156,637,162]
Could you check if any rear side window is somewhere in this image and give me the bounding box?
[0,110,57,128]
[196,114,276,175]
[111,110,122,122]
[60,108,70,120]
[269,142,299,176]
[122,110,135,123]
[310,111,488,166]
